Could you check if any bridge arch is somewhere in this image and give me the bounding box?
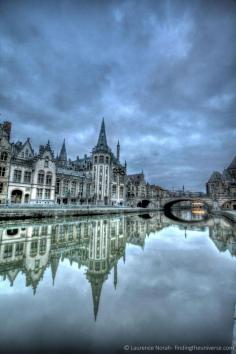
[220,199,236,210]
[163,198,211,223]
[137,199,156,208]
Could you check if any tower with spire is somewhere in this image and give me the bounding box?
[92,119,112,205]
[58,139,67,167]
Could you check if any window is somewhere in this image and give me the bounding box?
[36,188,43,199]
[24,171,31,183]
[0,182,3,193]
[120,186,124,198]
[4,244,13,259]
[40,239,47,253]
[63,180,69,195]
[112,185,116,197]
[99,155,104,163]
[37,171,44,185]
[25,149,29,158]
[21,152,24,158]
[0,152,7,161]
[56,179,60,194]
[30,240,38,257]
[45,189,51,199]
[0,166,5,177]
[15,242,24,256]
[44,157,49,168]
[71,181,76,196]
[13,169,22,183]
[46,172,52,186]
[94,156,97,163]
[106,156,109,163]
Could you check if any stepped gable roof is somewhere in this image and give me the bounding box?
[227,156,236,170]
[208,171,223,182]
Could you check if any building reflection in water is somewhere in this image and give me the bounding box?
[0,212,236,320]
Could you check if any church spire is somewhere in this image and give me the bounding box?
[50,255,60,286]
[59,139,67,162]
[93,118,110,153]
[87,273,105,321]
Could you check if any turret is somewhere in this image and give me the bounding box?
[117,140,120,161]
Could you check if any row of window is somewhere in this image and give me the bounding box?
[36,188,51,199]
[13,170,52,185]
[94,155,110,164]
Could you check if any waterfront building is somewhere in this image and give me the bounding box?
[0,119,163,206]
[206,156,236,204]
[0,122,11,204]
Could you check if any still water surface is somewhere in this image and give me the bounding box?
[0,211,236,353]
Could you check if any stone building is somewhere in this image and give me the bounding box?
[7,138,56,204]
[206,156,236,206]
[0,119,164,206]
[0,122,11,204]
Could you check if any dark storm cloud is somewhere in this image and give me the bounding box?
[0,0,236,190]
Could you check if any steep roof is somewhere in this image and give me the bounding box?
[208,171,223,182]
[93,119,111,153]
[227,156,236,170]
[58,139,67,161]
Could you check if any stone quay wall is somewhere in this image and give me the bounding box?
[0,206,161,221]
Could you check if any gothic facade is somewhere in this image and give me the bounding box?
[0,119,166,206]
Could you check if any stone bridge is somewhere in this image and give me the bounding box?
[127,196,236,211]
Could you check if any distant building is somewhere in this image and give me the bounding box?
[206,156,236,201]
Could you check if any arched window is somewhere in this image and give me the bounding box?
[99,155,104,163]
[0,182,3,193]
[0,152,7,161]
[0,166,6,177]
[37,170,45,185]
[46,172,52,186]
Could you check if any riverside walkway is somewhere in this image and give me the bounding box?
[0,204,160,221]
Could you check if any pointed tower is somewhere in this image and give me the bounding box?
[59,139,67,162]
[95,118,109,152]
[87,273,106,321]
[50,255,60,286]
[116,140,120,161]
[114,263,118,290]
[92,119,111,205]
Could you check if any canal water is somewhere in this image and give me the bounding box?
[0,211,236,353]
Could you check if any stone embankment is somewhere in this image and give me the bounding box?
[0,206,160,221]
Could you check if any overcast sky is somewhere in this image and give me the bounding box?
[0,0,235,191]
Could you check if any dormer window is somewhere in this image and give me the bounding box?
[25,149,29,158]
[21,152,24,158]
[44,157,49,168]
